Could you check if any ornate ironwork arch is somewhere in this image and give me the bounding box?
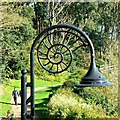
[31,24,95,73]
[21,24,113,120]
[26,24,95,120]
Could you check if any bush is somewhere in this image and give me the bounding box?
[68,68,87,81]
[47,88,108,119]
[35,63,70,82]
[62,80,76,88]
[75,87,119,118]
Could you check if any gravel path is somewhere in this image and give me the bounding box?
[11,96,21,118]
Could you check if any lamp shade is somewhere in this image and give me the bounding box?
[74,61,113,87]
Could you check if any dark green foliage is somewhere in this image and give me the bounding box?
[33,3,49,32]
[18,6,35,20]
[2,4,36,79]
[1,3,118,84]
[96,58,105,68]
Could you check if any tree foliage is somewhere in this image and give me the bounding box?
[1,2,119,118]
[1,2,119,81]
[2,3,36,79]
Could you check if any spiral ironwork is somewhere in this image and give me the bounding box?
[21,24,113,120]
[32,24,92,73]
[37,43,72,73]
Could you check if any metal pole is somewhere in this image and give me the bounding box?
[30,51,35,120]
[21,69,27,120]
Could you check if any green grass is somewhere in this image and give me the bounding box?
[27,75,62,88]
[35,86,59,119]
[35,79,62,88]
[0,79,21,116]
[0,77,62,116]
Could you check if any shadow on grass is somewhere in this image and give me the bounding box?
[3,82,20,88]
[0,101,14,105]
[35,99,50,120]
[35,86,60,119]
[35,109,50,120]
[35,98,49,109]
[45,86,60,92]
[0,101,21,105]
[1,118,21,120]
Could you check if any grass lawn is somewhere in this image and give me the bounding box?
[35,86,60,119]
[27,75,62,88]
[0,76,62,117]
[0,79,21,116]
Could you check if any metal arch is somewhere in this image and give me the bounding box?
[29,24,95,120]
[31,24,95,73]
[31,24,95,58]
[21,24,113,120]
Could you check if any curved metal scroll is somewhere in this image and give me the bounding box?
[21,24,113,120]
[29,24,94,119]
[31,24,94,73]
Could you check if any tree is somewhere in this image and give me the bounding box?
[1,3,36,79]
[1,2,118,80]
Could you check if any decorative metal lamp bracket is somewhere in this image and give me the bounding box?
[21,24,113,120]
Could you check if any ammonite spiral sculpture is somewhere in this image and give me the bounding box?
[32,24,92,74]
[31,24,91,74]
[21,24,113,120]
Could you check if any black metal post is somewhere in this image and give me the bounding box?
[21,69,27,120]
[30,50,35,120]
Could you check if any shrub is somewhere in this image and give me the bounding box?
[75,87,119,118]
[47,88,108,119]
[35,64,70,82]
[68,68,87,81]
[62,68,87,88]
[62,80,76,88]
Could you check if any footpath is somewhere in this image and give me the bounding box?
[11,84,61,119]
